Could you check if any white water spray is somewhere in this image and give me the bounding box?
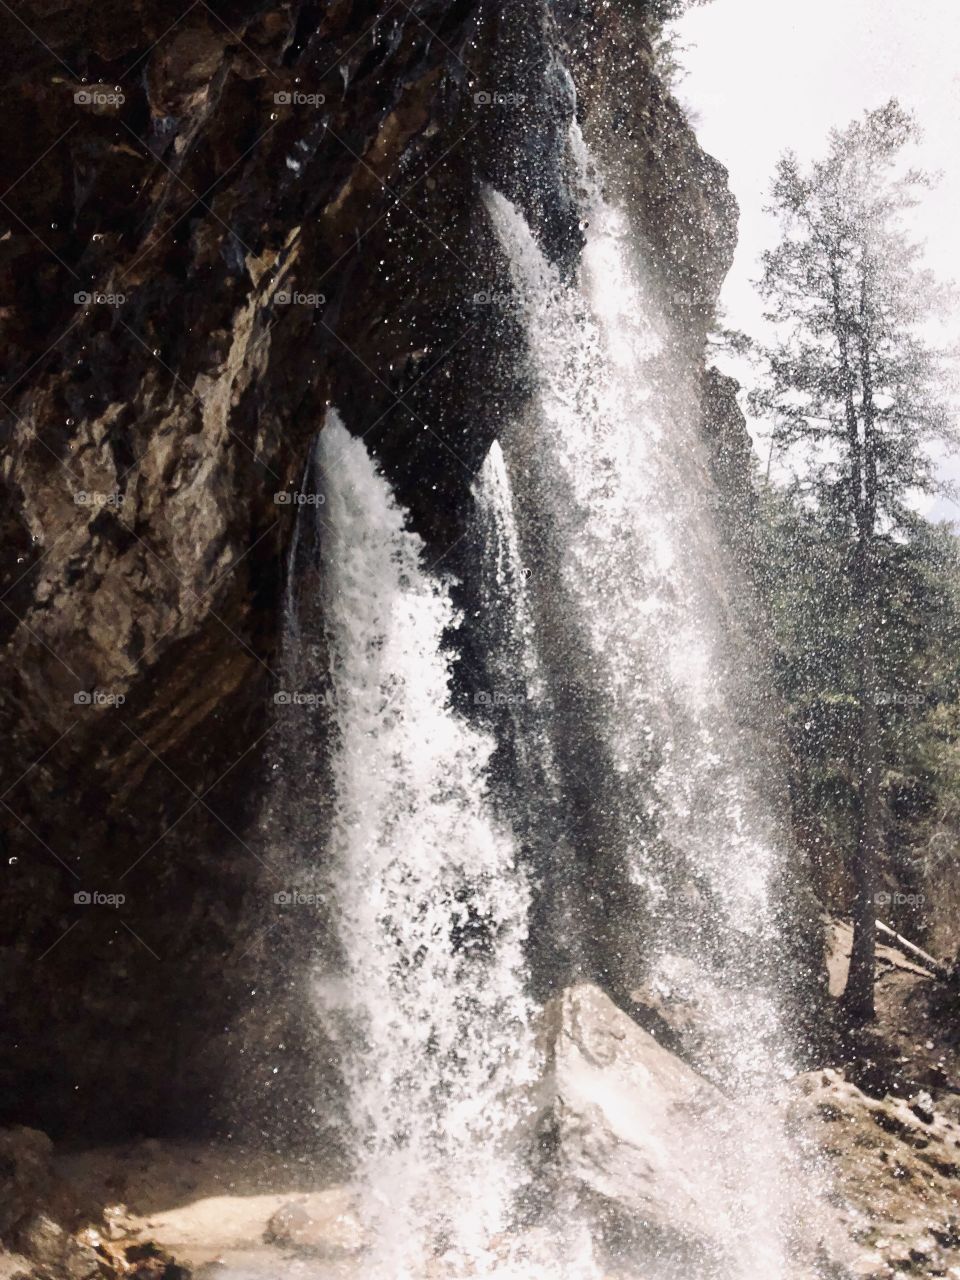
[288,125,814,1280]
[313,414,539,1278]
[484,128,800,1275]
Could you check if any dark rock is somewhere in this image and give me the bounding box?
[0,1128,58,1238]
[11,1214,102,1279]
[121,1242,191,1279]
[0,0,747,1147]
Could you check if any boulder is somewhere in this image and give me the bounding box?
[545,984,737,1272]
[0,1127,187,1280]
[0,1129,58,1238]
[0,1125,106,1273]
[8,1215,101,1280]
[262,1190,363,1259]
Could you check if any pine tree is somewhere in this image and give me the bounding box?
[751,100,956,1023]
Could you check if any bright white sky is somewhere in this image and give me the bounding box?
[675,0,960,521]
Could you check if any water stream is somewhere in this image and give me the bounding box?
[284,125,807,1279]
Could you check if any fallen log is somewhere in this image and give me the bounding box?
[876,919,950,981]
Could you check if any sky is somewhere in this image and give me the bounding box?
[675,0,960,521]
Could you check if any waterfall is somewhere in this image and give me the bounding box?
[310,413,541,1277]
[282,126,811,1280]
[483,127,800,1274]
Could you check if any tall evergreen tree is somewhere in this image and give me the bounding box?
[751,100,956,1022]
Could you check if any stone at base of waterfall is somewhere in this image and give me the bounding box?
[263,1190,363,1259]
[546,984,741,1270]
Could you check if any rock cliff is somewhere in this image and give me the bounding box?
[1,0,739,1140]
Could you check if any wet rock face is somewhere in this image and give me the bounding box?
[1,0,737,1139]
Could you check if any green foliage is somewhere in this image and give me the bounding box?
[748,100,960,957]
[646,0,714,25]
[756,486,861,861]
[758,489,960,890]
[645,0,716,88]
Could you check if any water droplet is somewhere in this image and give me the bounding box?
[65,417,75,426]
[50,222,58,230]
[9,857,17,865]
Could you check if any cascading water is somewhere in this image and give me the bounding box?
[482,126,802,1274]
[311,414,552,1278]
[284,114,816,1280]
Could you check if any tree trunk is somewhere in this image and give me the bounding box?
[843,266,881,1024]
[843,582,880,1023]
